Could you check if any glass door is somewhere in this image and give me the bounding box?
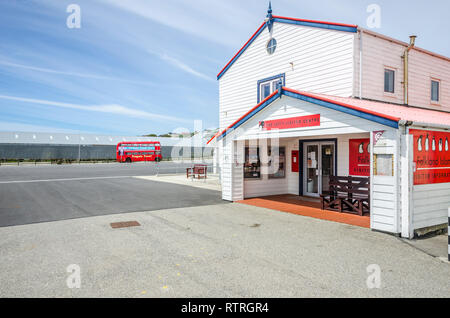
[304,144,319,196]
[303,142,335,197]
[321,144,335,193]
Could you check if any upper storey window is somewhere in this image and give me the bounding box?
[266,38,277,55]
[431,80,440,102]
[257,74,285,103]
[384,69,395,93]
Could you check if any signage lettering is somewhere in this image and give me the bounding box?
[410,129,450,185]
[259,114,320,131]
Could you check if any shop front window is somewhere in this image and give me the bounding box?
[267,146,286,179]
[244,147,261,179]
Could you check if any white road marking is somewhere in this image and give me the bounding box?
[0,176,138,184]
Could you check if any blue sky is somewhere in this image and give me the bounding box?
[1,0,449,136]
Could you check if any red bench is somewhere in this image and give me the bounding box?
[186,164,208,179]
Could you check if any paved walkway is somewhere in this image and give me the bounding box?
[134,174,221,191]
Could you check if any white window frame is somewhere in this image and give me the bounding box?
[259,78,282,102]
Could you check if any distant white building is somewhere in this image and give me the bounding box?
[209,5,450,238]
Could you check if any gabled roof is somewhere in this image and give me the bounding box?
[217,16,358,80]
[207,87,450,144]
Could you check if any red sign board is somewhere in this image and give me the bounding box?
[259,114,320,131]
[410,129,450,185]
[349,139,370,176]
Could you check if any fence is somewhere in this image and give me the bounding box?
[0,143,214,161]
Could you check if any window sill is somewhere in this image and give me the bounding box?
[244,178,262,181]
[383,92,397,98]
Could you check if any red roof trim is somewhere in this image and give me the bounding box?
[272,15,358,28]
[217,16,358,80]
[207,90,279,144]
[283,88,401,122]
[216,22,266,79]
[208,88,402,144]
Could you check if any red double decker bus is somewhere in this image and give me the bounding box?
[116,141,162,163]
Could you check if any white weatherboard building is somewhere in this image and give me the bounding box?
[209,6,450,238]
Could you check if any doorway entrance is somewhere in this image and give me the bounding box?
[302,141,336,197]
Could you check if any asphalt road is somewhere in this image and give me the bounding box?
[0,161,211,182]
[0,162,223,227]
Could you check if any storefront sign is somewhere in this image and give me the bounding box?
[259,114,320,131]
[410,129,450,185]
[349,138,370,176]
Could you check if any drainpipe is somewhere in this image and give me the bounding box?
[359,29,363,99]
[402,35,417,105]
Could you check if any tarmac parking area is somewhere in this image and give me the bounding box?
[0,202,449,298]
[0,164,448,298]
[0,162,223,227]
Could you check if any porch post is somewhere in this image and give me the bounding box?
[220,138,233,201]
[401,133,414,239]
[232,139,245,201]
[448,208,450,262]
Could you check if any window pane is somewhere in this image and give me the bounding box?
[272,81,278,92]
[261,83,271,100]
[258,76,283,102]
[384,69,394,93]
[431,81,439,101]
[268,146,286,179]
[266,38,277,55]
[244,147,260,179]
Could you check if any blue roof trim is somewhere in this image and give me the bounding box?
[217,18,357,80]
[282,90,399,129]
[273,17,358,33]
[217,24,267,80]
[217,89,399,141]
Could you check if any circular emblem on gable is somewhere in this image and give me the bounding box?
[266,38,277,55]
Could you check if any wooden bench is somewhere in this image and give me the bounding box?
[186,164,208,179]
[320,176,370,216]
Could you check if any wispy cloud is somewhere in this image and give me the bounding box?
[0,121,90,134]
[0,60,157,87]
[0,95,188,123]
[148,50,213,82]
[101,0,258,48]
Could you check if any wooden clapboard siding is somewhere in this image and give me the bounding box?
[219,22,355,130]
[358,31,450,111]
[412,183,450,230]
[370,129,400,234]
[408,49,450,111]
[359,32,405,103]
